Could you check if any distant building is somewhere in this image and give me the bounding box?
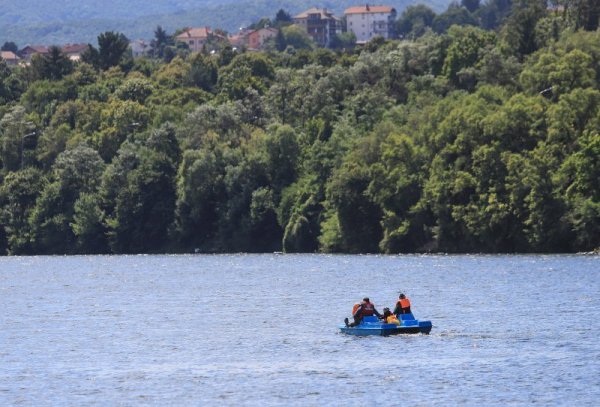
[176,27,212,52]
[61,43,89,61]
[344,4,397,43]
[20,45,49,61]
[247,27,278,50]
[1,50,20,66]
[228,28,252,49]
[293,8,341,47]
[130,39,150,58]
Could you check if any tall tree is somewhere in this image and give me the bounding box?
[462,0,481,13]
[39,45,73,81]
[151,25,172,59]
[274,9,292,27]
[396,4,436,39]
[1,41,18,53]
[97,31,130,70]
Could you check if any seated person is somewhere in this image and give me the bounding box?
[345,297,382,327]
[393,293,412,316]
[382,307,400,325]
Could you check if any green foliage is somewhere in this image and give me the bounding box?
[396,5,436,39]
[1,7,599,255]
[0,168,46,254]
[114,77,154,103]
[433,3,478,34]
[28,145,106,253]
[30,46,74,81]
[0,105,34,172]
[282,25,315,50]
[101,138,177,253]
[84,31,131,70]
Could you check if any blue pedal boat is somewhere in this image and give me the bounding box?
[339,314,432,336]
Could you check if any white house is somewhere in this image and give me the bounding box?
[344,4,397,43]
[130,39,150,58]
[1,51,20,66]
[176,27,212,52]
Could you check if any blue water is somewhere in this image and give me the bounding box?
[1,254,599,405]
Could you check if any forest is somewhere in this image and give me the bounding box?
[0,0,599,255]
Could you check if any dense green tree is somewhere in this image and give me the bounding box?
[151,25,174,59]
[0,105,36,172]
[102,139,177,253]
[0,59,23,104]
[86,31,130,70]
[477,0,513,30]
[189,52,218,91]
[1,41,18,53]
[0,168,45,253]
[433,3,478,33]
[274,9,292,27]
[462,0,480,13]
[28,145,105,253]
[114,77,154,103]
[500,0,547,58]
[442,26,495,87]
[396,5,436,39]
[30,45,73,81]
[282,25,314,50]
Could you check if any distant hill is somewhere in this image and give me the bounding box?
[0,0,453,46]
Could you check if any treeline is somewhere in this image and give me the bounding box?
[0,0,453,46]
[0,0,599,254]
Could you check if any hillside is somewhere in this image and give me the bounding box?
[1,2,599,255]
[0,0,452,45]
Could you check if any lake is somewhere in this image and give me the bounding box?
[1,254,599,405]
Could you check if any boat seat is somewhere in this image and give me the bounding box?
[400,313,416,320]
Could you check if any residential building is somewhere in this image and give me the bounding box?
[61,43,89,61]
[20,45,49,61]
[293,8,341,47]
[129,39,150,58]
[176,27,212,52]
[345,4,397,43]
[1,51,20,66]
[228,28,252,49]
[247,27,278,50]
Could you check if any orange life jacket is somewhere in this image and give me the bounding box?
[361,302,375,316]
[397,298,411,309]
[352,303,360,315]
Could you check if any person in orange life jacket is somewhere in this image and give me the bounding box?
[382,307,400,325]
[393,293,411,316]
[344,297,382,327]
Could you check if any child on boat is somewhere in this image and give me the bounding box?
[382,307,400,325]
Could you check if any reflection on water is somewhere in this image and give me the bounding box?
[1,254,599,405]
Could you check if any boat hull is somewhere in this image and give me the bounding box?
[340,314,432,336]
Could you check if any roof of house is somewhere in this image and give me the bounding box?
[21,45,49,54]
[1,51,19,60]
[344,5,396,14]
[228,33,247,46]
[176,27,212,40]
[249,27,278,35]
[294,8,338,20]
[62,43,89,54]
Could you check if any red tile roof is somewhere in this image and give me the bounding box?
[345,5,395,14]
[1,51,19,60]
[21,45,49,54]
[176,27,211,40]
[294,8,338,20]
[62,43,89,54]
